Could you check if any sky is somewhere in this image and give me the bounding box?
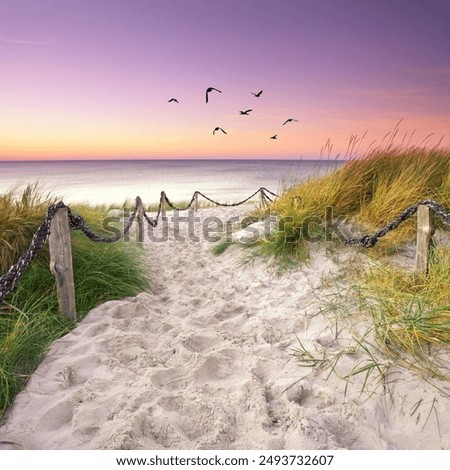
[0,0,449,160]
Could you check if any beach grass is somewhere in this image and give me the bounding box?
[301,244,450,397]
[262,144,450,391]
[265,146,449,261]
[354,245,450,380]
[209,143,449,390]
[213,146,449,262]
[0,185,149,419]
[0,183,56,273]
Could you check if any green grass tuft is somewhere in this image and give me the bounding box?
[211,239,234,256]
[0,186,149,419]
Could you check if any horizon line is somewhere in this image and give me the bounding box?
[0,156,346,163]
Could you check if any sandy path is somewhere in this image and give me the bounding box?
[0,206,448,449]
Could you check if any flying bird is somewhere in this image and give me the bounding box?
[283,118,298,125]
[239,109,252,115]
[206,87,222,103]
[270,134,277,139]
[213,127,227,135]
[252,90,263,97]
[168,98,179,103]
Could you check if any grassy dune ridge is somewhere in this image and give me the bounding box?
[265,147,449,261]
[255,146,449,390]
[0,186,149,419]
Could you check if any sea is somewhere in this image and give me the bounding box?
[0,159,343,206]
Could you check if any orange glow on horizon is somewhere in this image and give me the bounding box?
[1,115,448,161]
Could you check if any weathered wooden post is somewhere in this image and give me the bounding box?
[194,192,199,212]
[136,197,144,243]
[259,188,267,210]
[49,207,77,320]
[161,191,167,220]
[415,204,435,275]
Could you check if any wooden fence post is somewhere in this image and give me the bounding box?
[161,191,167,220]
[49,207,77,320]
[194,192,199,212]
[415,204,435,275]
[137,197,144,243]
[259,189,267,210]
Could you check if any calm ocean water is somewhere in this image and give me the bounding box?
[0,159,343,205]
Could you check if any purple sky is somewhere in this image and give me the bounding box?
[1,0,449,159]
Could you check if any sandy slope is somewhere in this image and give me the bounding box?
[0,206,448,450]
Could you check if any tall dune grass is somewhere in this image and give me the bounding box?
[358,246,450,375]
[264,144,449,390]
[305,245,450,396]
[264,147,449,260]
[0,186,149,419]
[0,184,56,272]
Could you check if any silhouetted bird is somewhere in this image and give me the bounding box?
[239,109,252,115]
[206,87,222,103]
[168,98,179,103]
[213,127,227,135]
[283,118,298,125]
[252,90,263,97]
[270,134,277,139]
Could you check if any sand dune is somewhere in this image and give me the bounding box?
[0,206,448,450]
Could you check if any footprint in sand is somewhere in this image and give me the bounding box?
[157,395,232,444]
[182,333,221,353]
[56,366,77,388]
[127,405,181,448]
[79,321,111,339]
[189,298,204,309]
[261,324,284,344]
[38,400,74,431]
[214,303,246,321]
[151,367,187,391]
[192,356,234,382]
[108,302,132,320]
[56,354,101,384]
[285,381,313,405]
[157,395,185,412]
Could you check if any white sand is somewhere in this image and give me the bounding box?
[0,205,449,450]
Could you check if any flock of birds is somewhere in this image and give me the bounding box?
[168,87,298,139]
